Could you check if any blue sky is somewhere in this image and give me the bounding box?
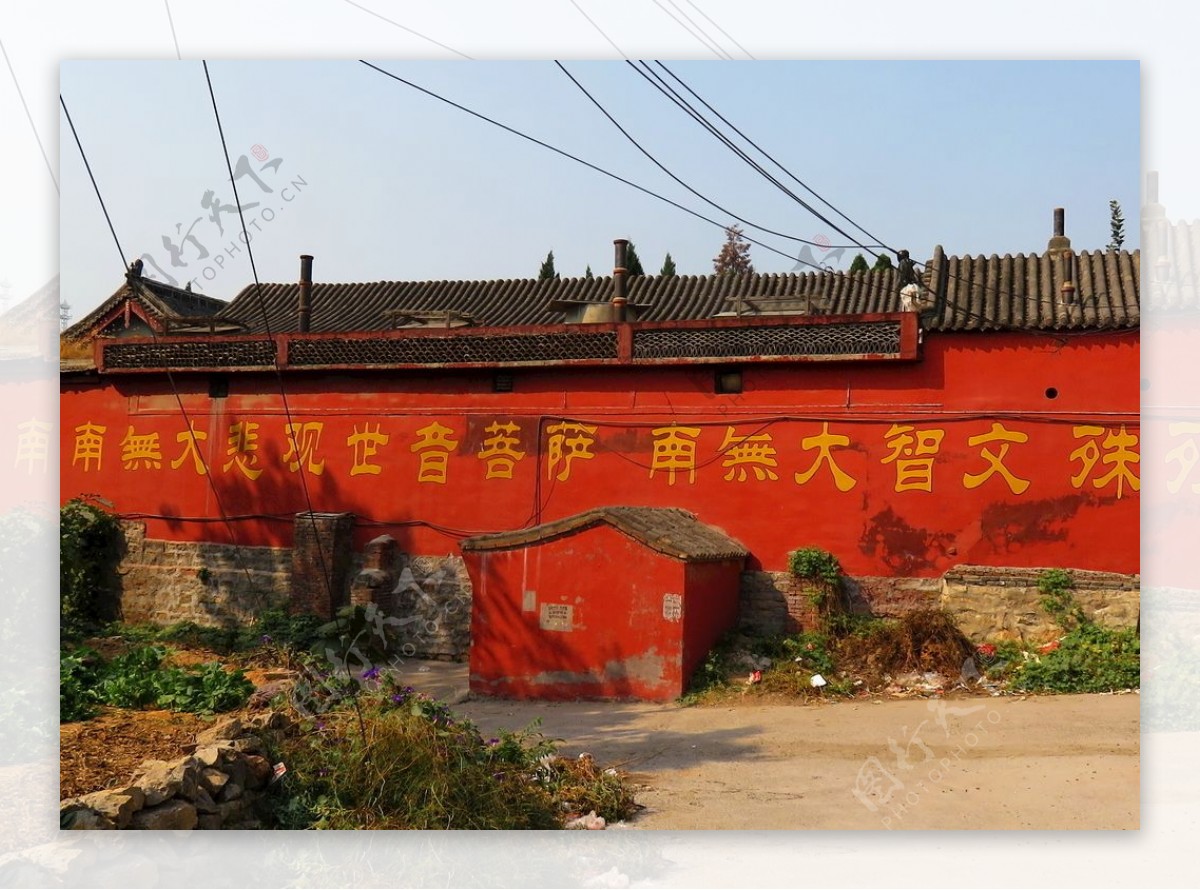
[59,59,1138,317]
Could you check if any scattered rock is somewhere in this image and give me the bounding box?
[78,787,144,829]
[194,746,224,769]
[193,787,219,815]
[217,798,248,824]
[195,717,243,747]
[135,759,198,806]
[129,800,198,830]
[219,782,244,803]
[242,755,272,790]
[60,803,115,830]
[200,767,229,796]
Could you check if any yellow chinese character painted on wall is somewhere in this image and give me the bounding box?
[411,421,457,484]
[14,418,51,475]
[72,422,106,472]
[283,422,326,475]
[546,422,597,482]
[881,424,945,492]
[650,426,702,485]
[1070,424,1139,498]
[793,422,857,491]
[120,426,163,470]
[478,421,526,479]
[223,421,264,480]
[719,427,779,482]
[171,424,209,474]
[347,424,390,476]
[962,422,1029,494]
[1166,422,1200,494]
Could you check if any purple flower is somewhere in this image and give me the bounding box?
[360,666,381,682]
[260,634,272,644]
[487,738,500,746]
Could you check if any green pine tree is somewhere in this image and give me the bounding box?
[625,241,645,276]
[584,265,594,279]
[538,250,559,281]
[1108,200,1126,251]
[848,253,870,274]
[660,253,677,277]
[872,253,894,272]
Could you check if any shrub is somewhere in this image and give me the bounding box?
[59,644,254,721]
[836,609,975,679]
[60,498,121,637]
[60,648,102,722]
[270,682,638,829]
[787,547,843,588]
[155,662,255,714]
[788,547,844,623]
[1013,624,1140,693]
[1038,569,1086,631]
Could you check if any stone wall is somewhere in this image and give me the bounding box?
[118,519,1138,652]
[116,522,473,660]
[117,522,292,626]
[739,566,1139,642]
[347,539,471,661]
[60,714,285,830]
[940,565,1140,642]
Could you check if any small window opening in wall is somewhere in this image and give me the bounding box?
[716,368,743,394]
[209,375,229,399]
[1044,386,1059,400]
[493,372,515,393]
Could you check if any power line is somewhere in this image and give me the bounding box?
[556,60,864,253]
[60,97,126,269]
[654,61,895,254]
[60,92,261,597]
[163,0,181,59]
[201,60,338,612]
[649,0,730,59]
[356,58,1125,330]
[341,0,473,60]
[3,36,58,193]
[682,0,755,60]
[627,60,884,255]
[566,0,626,58]
[358,59,823,270]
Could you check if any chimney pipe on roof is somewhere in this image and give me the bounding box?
[298,254,313,333]
[612,238,629,323]
[1047,207,1071,258]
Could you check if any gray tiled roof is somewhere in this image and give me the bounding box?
[215,246,1139,334]
[63,276,229,341]
[460,506,749,562]
[1143,219,1200,314]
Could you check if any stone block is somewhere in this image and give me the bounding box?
[129,799,197,830]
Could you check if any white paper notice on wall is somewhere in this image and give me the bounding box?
[522,590,536,612]
[662,593,683,622]
[539,602,573,632]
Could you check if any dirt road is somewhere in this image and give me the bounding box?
[396,661,1139,830]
